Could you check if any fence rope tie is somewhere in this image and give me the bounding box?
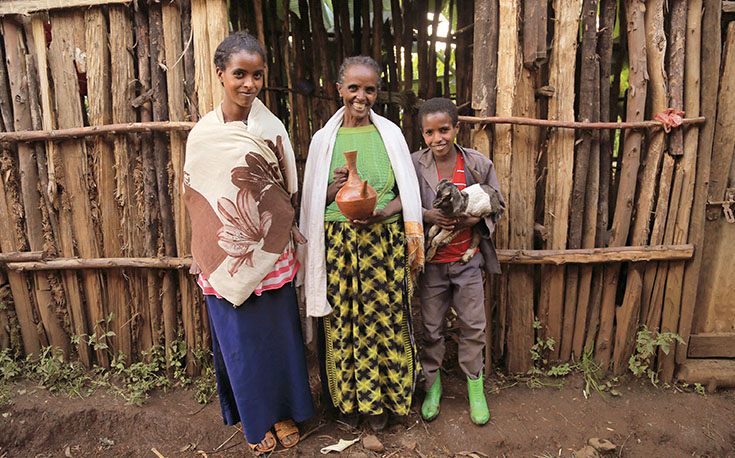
[653,108,686,133]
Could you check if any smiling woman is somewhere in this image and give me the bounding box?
[183,31,313,455]
[298,56,425,432]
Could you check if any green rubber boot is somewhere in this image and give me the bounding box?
[421,372,442,421]
[467,372,490,425]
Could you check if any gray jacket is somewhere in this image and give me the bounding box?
[411,145,506,274]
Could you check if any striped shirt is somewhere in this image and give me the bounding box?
[197,246,299,299]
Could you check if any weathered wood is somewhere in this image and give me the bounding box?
[206,0,227,107]
[108,4,139,360]
[572,61,601,359]
[426,0,440,99]
[372,0,383,68]
[679,0,716,364]
[610,0,669,375]
[85,6,131,361]
[149,2,178,367]
[725,1,735,12]
[48,10,109,366]
[694,23,735,335]
[458,115,705,130]
[657,0,689,382]
[180,0,198,121]
[522,0,546,68]
[471,0,498,158]
[0,122,195,143]
[596,0,647,371]
[676,359,735,390]
[0,0,131,15]
[416,1,429,99]
[135,2,162,351]
[0,251,43,263]
[309,0,337,115]
[561,0,598,361]
[687,334,735,358]
[507,64,538,373]
[0,152,40,356]
[540,0,581,360]
[442,0,454,98]
[0,29,13,131]
[401,0,417,149]
[191,0,214,116]
[162,0,197,375]
[493,0,521,371]
[3,17,69,355]
[7,257,193,271]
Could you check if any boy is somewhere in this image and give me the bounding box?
[411,98,505,425]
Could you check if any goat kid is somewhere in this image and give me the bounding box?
[426,178,501,264]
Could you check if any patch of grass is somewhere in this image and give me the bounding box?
[628,325,685,386]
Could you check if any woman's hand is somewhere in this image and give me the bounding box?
[291,225,308,245]
[350,208,389,228]
[326,167,348,204]
[189,257,202,275]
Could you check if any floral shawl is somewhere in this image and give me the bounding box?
[184,99,298,306]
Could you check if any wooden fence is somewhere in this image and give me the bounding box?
[0,0,732,383]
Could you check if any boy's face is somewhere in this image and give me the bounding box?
[420,111,459,159]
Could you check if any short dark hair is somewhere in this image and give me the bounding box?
[336,56,382,89]
[418,97,459,128]
[214,31,266,70]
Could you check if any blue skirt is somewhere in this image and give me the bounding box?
[205,284,314,444]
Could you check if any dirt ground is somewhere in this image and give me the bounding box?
[2,357,735,458]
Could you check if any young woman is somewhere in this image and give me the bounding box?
[184,32,313,454]
[298,56,424,431]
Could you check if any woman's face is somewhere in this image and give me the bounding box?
[217,49,265,116]
[336,64,379,126]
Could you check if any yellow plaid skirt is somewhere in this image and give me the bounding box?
[323,220,419,416]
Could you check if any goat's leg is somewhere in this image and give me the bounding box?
[460,229,482,264]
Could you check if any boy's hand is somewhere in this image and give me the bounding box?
[453,213,481,230]
[424,209,457,231]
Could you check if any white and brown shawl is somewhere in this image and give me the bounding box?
[184,99,298,306]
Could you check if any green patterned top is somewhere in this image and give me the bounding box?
[325,124,399,222]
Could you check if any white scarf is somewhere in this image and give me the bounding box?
[297,108,424,317]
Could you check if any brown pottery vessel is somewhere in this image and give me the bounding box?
[335,149,377,220]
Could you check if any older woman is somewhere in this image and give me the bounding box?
[299,56,424,431]
[184,32,313,454]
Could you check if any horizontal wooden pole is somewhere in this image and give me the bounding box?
[687,333,735,358]
[0,122,195,143]
[496,244,694,265]
[725,1,735,13]
[0,251,43,263]
[1,245,692,271]
[676,359,735,391]
[0,0,131,15]
[458,115,706,130]
[5,256,193,271]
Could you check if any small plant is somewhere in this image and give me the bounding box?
[694,383,706,396]
[27,347,89,398]
[111,345,170,406]
[628,325,685,386]
[191,346,217,404]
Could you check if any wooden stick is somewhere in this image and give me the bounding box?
[0,0,132,15]
[190,0,213,116]
[180,0,198,121]
[0,246,694,272]
[493,0,521,371]
[610,0,669,375]
[0,251,43,263]
[135,2,162,351]
[541,0,581,361]
[48,10,109,366]
[561,0,599,361]
[86,6,131,362]
[595,0,647,372]
[162,0,197,376]
[678,0,717,365]
[205,0,227,108]
[0,121,195,143]
[656,0,688,382]
[458,115,705,130]
[3,17,69,355]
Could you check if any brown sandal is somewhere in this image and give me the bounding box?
[245,430,276,455]
[274,419,300,448]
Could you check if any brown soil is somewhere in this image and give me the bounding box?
[2,363,734,458]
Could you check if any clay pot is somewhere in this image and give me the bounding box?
[335,149,377,220]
